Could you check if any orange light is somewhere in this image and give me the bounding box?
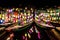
[14,12,18,16]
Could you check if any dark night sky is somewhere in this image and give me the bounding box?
[0,0,60,8]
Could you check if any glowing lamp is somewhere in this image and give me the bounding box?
[1,20,3,22]
[0,20,4,24]
[25,33,27,37]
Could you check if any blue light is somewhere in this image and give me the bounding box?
[0,20,4,24]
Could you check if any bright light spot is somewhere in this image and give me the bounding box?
[30,19,32,21]
[40,13,44,16]
[28,33,31,38]
[9,18,10,20]
[23,16,24,19]
[21,13,23,15]
[50,10,52,13]
[24,21,26,23]
[24,13,26,16]
[16,8,18,11]
[6,37,10,40]
[18,16,20,18]
[7,9,9,12]
[31,8,33,10]
[25,33,27,37]
[35,29,38,33]
[25,7,27,9]
[16,20,18,22]
[28,16,29,19]
[57,13,59,16]
[1,20,3,22]
[2,17,4,20]
[30,28,33,32]
[16,16,17,18]
[47,10,49,12]
[25,17,26,19]
[13,15,15,17]
[20,15,21,18]
[28,13,30,16]
[3,14,4,17]
[36,16,38,18]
